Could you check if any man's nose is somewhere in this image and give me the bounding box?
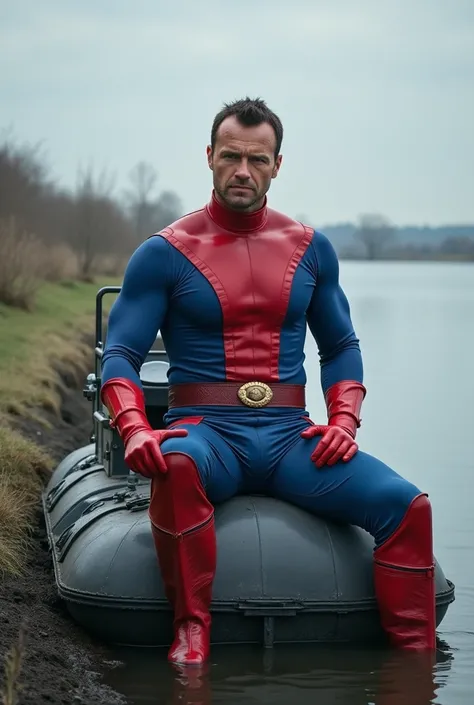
[234,159,251,180]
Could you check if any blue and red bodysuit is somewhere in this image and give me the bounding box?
[101,192,436,664]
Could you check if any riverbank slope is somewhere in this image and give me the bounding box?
[0,279,127,705]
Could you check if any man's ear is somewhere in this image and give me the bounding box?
[272,154,282,179]
[206,145,213,170]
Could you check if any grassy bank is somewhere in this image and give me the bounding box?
[0,278,119,577]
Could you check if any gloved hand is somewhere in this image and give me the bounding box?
[300,380,366,468]
[100,376,189,478]
[125,427,188,477]
[301,424,358,468]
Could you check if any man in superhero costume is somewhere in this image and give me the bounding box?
[100,97,436,665]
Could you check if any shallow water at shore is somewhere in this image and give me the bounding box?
[99,261,474,704]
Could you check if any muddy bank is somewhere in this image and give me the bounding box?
[0,344,128,705]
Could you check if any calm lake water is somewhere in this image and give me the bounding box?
[103,261,474,704]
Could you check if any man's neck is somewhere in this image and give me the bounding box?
[206,190,268,233]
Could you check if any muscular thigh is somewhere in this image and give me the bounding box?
[160,418,243,503]
[271,434,422,546]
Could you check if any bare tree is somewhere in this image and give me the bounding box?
[125,161,159,241]
[354,214,396,260]
[153,190,183,231]
[0,133,184,287]
[0,133,51,230]
[439,236,474,258]
[129,161,157,201]
[70,165,131,280]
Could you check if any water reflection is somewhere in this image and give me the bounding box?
[105,639,454,705]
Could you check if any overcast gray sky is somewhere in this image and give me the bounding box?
[2,0,473,226]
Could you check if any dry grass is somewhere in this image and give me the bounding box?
[0,277,120,577]
[0,426,52,576]
[41,242,80,282]
[0,216,125,310]
[0,217,48,311]
[0,278,119,423]
[1,623,26,705]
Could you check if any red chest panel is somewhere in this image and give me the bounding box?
[160,208,313,381]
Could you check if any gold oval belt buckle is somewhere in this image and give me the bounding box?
[237,381,274,408]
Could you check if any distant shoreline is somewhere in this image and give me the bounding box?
[339,254,474,263]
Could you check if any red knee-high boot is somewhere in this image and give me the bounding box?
[149,452,216,665]
[373,493,436,650]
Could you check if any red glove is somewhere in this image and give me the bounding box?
[121,427,188,477]
[100,377,187,478]
[301,424,358,467]
[301,380,366,469]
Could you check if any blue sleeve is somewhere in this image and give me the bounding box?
[101,236,171,388]
[306,231,363,393]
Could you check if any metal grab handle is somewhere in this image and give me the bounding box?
[93,411,110,428]
[95,286,121,347]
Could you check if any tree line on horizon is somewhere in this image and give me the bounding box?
[298,214,474,262]
[1,131,473,311]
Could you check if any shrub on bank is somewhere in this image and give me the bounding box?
[0,217,47,311]
[0,216,127,311]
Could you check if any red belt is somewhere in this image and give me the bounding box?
[168,382,306,409]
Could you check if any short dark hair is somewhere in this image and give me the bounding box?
[210,97,283,158]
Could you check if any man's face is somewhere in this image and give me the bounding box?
[207,115,282,212]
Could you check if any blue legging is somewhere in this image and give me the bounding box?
[161,410,421,547]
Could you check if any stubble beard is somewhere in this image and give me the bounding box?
[216,184,264,213]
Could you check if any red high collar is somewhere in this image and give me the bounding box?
[206,190,268,233]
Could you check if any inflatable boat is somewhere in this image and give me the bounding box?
[42,287,455,648]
